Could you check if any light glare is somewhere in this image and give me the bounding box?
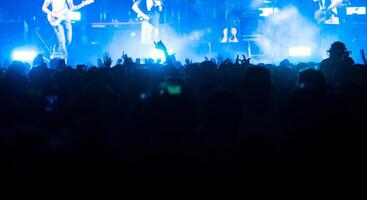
[289,47,312,57]
[12,50,37,61]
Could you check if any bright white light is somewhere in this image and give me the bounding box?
[346,7,366,15]
[12,50,37,61]
[259,7,279,17]
[150,49,165,61]
[67,11,81,21]
[149,49,173,62]
[289,47,312,57]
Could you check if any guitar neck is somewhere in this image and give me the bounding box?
[72,4,85,11]
[72,0,93,11]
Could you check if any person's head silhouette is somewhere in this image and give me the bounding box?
[328,41,350,60]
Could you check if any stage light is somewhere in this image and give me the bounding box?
[11,50,37,61]
[346,7,366,15]
[259,7,279,17]
[149,49,173,62]
[150,49,165,61]
[288,47,312,57]
[67,11,81,21]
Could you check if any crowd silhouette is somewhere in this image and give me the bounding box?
[1,41,367,188]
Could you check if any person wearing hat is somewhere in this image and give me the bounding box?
[320,41,354,74]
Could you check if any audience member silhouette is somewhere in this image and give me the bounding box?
[320,42,355,85]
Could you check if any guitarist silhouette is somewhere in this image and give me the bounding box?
[42,0,94,60]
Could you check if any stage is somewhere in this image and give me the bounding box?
[1,0,367,65]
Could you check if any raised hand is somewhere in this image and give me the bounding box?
[122,51,128,60]
[154,40,171,63]
[361,49,367,64]
[241,54,251,65]
[154,40,167,52]
[235,55,240,65]
[122,51,134,65]
[103,52,112,68]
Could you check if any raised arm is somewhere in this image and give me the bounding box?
[154,40,171,64]
[67,0,93,10]
[361,49,367,65]
[42,0,53,16]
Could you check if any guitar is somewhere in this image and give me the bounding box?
[47,0,94,26]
